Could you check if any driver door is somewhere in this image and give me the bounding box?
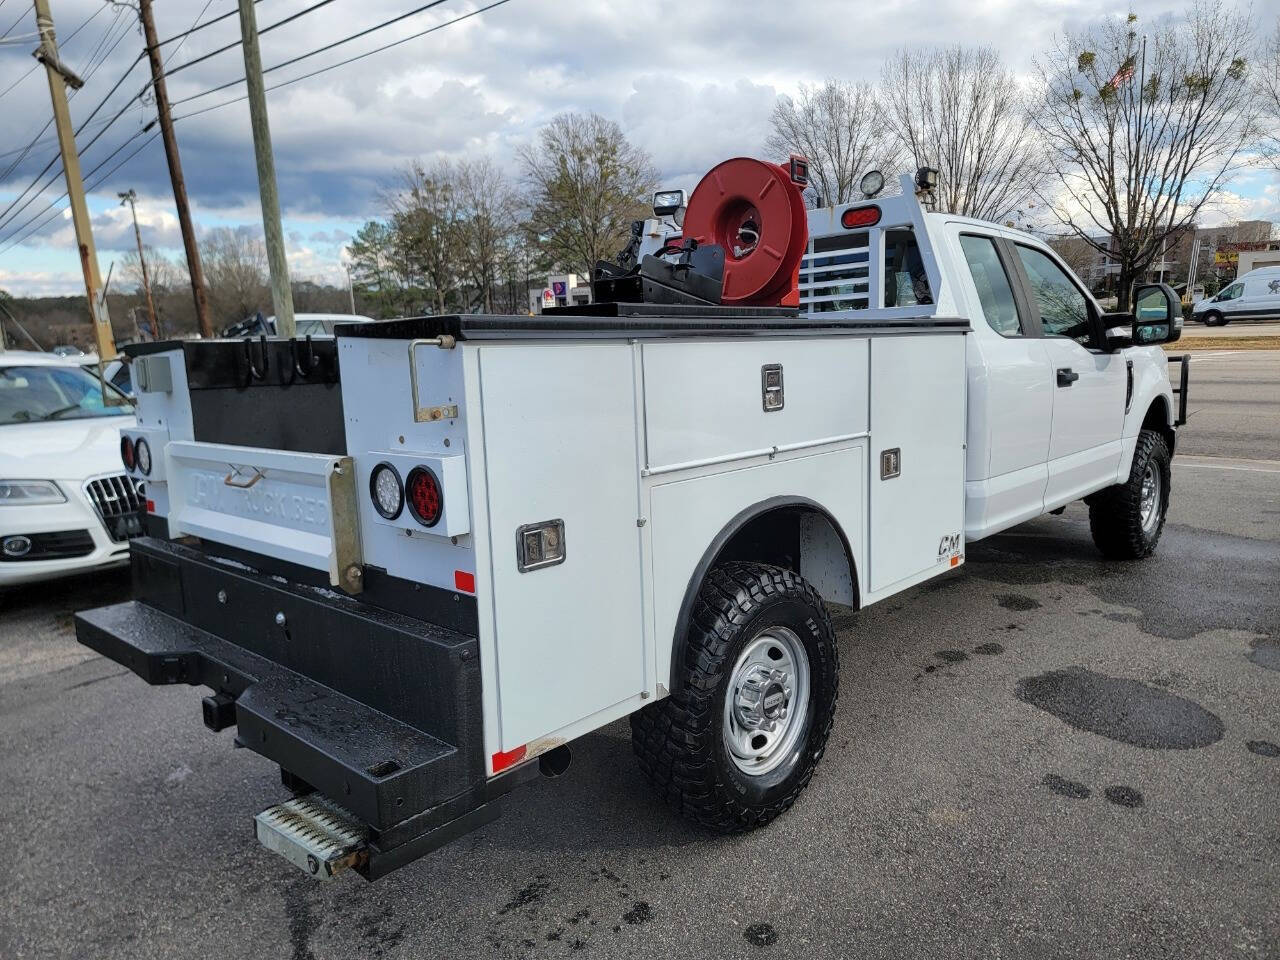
[1010,244,1126,506]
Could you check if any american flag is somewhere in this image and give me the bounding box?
[1106,62,1136,91]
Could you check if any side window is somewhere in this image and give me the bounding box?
[959,235,1022,336]
[1218,283,1243,302]
[1016,245,1092,346]
[883,229,933,308]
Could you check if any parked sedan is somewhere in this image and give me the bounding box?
[0,351,142,588]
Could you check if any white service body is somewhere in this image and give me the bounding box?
[117,177,1178,781]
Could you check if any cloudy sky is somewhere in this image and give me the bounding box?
[0,0,1277,298]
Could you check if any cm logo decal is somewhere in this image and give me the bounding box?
[937,533,961,557]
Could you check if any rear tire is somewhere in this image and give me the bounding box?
[630,562,838,833]
[1087,428,1171,559]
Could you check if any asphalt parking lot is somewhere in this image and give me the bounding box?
[2,352,1277,960]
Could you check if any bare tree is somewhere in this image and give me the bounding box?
[456,158,518,313]
[519,112,658,281]
[1031,5,1257,309]
[766,80,899,207]
[1260,17,1280,167]
[385,159,462,315]
[122,245,185,296]
[200,227,269,322]
[881,46,1045,222]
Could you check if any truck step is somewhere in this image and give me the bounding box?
[255,794,370,880]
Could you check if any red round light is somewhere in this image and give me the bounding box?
[405,466,442,527]
[120,435,136,471]
[841,205,882,229]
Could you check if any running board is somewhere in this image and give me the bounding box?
[255,794,369,880]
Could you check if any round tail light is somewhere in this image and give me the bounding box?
[120,435,136,471]
[135,438,153,475]
[369,462,403,520]
[405,466,442,527]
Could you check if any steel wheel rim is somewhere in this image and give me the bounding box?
[722,626,810,777]
[1139,463,1161,534]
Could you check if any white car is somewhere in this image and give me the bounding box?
[1191,266,1280,325]
[0,351,142,588]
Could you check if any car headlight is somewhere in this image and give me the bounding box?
[0,480,66,505]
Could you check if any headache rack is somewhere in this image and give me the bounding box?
[801,174,943,322]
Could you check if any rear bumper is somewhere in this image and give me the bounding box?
[75,537,518,879]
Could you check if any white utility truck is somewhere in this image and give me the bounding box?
[77,159,1188,881]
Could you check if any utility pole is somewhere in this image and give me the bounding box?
[345,263,356,314]
[138,0,211,339]
[118,189,162,340]
[32,0,115,361]
[237,0,294,338]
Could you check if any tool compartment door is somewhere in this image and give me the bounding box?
[868,334,967,594]
[478,343,644,749]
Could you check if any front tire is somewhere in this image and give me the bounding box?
[1087,428,1171,559]
[630,562,838,832]
[1202,310,1223,326]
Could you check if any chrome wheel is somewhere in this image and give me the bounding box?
[1139,463,1161,534]
[722,626,810,777]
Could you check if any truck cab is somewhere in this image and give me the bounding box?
[799,181,1184,550]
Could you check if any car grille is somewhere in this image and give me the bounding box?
[84,475,145,543]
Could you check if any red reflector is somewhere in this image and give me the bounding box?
[454,570,475,593]
[492,745,526,773]
[405,466,442,527]
[146,499,155,513]
[841,205,881,229]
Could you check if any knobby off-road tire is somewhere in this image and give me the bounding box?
[1088,428,1171,559]
[630,562,839,833]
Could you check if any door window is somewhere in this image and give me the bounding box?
[1016,246,1093,346]
[959,235,1022,336]
[1217,282,1243,302]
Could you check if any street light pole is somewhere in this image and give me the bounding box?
[118,190,161,340]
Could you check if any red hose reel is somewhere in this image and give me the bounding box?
[681,155,809,307]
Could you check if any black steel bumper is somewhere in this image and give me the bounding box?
[75,538,524,879]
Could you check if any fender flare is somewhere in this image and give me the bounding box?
[667,495,858,693]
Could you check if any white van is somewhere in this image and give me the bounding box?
[1192,266,1280,325]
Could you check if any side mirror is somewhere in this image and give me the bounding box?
[1131,282,1182,345]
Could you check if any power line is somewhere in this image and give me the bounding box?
[0,127,159,249]
[0,6,141,218]
[0,132,160,257]
[163,0,218,68]
[171,0,455,107]
[165,0,341,79]
[0,1,112,103]
[173,0,514,120]
[0,5,27,41]
[1,0,519,256]
[154,0,264,52]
